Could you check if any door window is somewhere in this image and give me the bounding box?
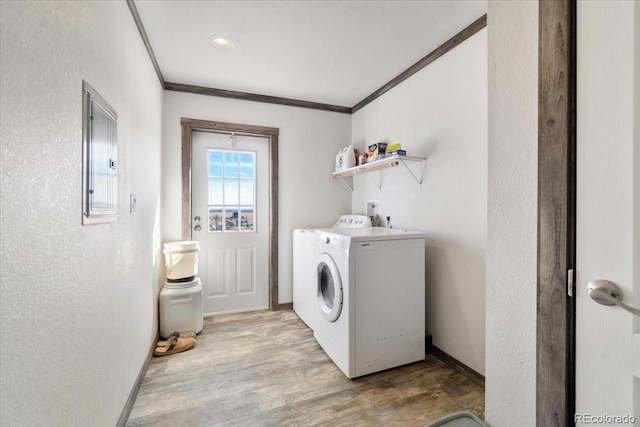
[207,149,255,232]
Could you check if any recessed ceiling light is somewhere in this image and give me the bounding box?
[210,36,234,48]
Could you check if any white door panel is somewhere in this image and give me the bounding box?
[203,248,228,297]
[236,247,255,294]
[576,0,639,423]
[192,131,269,315]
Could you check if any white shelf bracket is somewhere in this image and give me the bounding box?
[337,176,353,192]
[366,171,382,189]
[400,159,425,186]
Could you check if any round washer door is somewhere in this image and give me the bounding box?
[316,253,343,322]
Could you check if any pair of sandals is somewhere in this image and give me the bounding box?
[154,330,197,357]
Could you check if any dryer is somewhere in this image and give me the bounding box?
[292,229,319,330]
[313,227,426,379]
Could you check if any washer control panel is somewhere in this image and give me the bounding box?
[333,215,372,229]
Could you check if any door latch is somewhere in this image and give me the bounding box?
[567,269,574,297]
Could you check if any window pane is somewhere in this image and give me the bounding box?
[240,153,254,178]
[239,180,254,205]
[206,150,256,233]
[208,151,223,177]
[208,206,223,232]
[224,207,239,231]
[224,152,238,177]
[239,207,254,231]
[224,180,238,205]
[208,179,223,205]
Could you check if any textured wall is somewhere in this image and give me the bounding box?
[486,1,538,425]
[162,92,352,304]
[351,29,487,375]
[0,1,163,425]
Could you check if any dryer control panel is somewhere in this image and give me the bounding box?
[316,232,350,257]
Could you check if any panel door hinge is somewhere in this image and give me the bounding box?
[568,269,574,297]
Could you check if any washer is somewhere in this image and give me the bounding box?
[313,227,426,379]
[292,215,371,332]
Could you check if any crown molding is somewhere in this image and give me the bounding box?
[127,2,486,115]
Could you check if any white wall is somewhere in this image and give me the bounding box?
[162,92,352,304]
[351,29,487,375]
[486,1,538,426]
[0,2,163,426]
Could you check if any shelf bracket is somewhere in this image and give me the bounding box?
[337,176,353,192]
[399,159,425,186]
[366,171,382,189]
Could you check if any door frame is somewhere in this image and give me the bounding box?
[180,118,281,311]
[537,0,577,425]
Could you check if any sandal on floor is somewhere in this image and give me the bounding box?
[157,330,197,347]
[153,336,196,357]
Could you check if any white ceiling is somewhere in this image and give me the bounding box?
[135,0,487,108]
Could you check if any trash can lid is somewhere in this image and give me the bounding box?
[426,411,489,427]
[164,277,201,289]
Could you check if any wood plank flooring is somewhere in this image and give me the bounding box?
[127,310,484,426]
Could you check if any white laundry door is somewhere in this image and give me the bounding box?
[575,1,639,424]
[191,131,269,315]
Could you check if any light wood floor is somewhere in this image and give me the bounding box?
[127,310,484,426]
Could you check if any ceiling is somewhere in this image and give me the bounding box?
[134,0,487,109]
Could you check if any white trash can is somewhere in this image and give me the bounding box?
[163,241,199,281]
[159,278,203,339]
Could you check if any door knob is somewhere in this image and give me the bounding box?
[194,216,201,223]
[194,225,201,232]
[588,280,640,316]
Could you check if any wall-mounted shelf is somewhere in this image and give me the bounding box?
[330,155,426,191]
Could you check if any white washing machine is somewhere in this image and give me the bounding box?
[313,227,426,379]
[293,216,371,332]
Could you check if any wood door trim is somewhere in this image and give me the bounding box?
[181,118,280,310]
[537,1,576,425]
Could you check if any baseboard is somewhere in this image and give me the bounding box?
[430,345,485,389]
[116,333,157,427]
[277,302,293,310]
